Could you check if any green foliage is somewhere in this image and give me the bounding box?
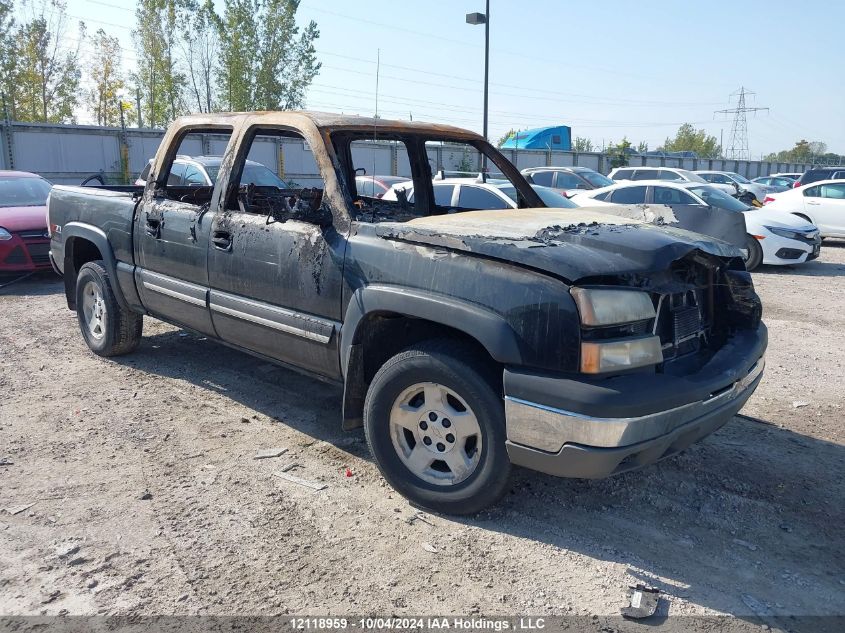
[605,137,632,168]
[2,0,82,123]
[86,29,124,126]
[456,146,475,173]
[181,0,219,113]
[763,140,836,163]
[217,0,320,111]
[132,0,187,128]
[637,140,648,153]
[660,123,720,158]
[0,0,15,117]
[573,136,593,153]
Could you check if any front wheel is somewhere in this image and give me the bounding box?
[745,235,763,271]
[75,260,143,356]
[364,340,511,515]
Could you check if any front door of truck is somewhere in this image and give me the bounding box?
[135,127,234,335]
[206,127,345,378]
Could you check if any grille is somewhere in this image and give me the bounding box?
[25,242,51,265]
[672,305,702,345]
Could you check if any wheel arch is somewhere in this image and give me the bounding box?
[339,286,521,429]
[61,223,127,311]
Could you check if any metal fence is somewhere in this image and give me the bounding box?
[0,120,822,185]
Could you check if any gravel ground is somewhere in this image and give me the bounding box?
[1,243,843,628]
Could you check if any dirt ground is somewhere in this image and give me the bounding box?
[1,243,843,628]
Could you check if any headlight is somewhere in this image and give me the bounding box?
[581,336,663,374]
[571,287,656,326]
[0,227,12,241]
[765,226,804,240]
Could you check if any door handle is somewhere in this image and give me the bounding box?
[145,217,161,238]
[212,230,232,251]
[807,201,821,205]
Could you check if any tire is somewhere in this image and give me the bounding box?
[364,339,511,515]
[75,260,143,357]
[745,234,763,272]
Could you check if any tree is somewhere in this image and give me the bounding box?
[133,0,187,128]
[10,0,83,123]
[605,137,632,168]
[573,136,593,153]
[660,123,720,158]
[763,140,836,163]
[86,28,124,126]
[181,0,219,113]
[637,140,648,153]
[0,0,15,118]
[217,0,320,111]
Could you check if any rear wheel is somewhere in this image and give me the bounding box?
[745,235,763,271]
[75,261,143,356]
[364,340,511,515]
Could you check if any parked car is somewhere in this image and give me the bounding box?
[696,170,773,203]
[355,175,411,199]
[752,176,795,192]
[382,176,578,209]
[0,171,54,274]
[48,112,766,514]
[763,179,845,238]
[607,166,737,195]
[573,180,820,270]
[136,155,289,188]
[771,172,803,181]
[521,166,614,195]
[792,167,845,188]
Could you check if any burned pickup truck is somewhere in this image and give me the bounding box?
[48,112,766,514]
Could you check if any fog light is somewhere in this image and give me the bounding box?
[581,335,663,374]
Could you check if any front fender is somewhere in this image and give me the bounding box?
[340,285,524,377]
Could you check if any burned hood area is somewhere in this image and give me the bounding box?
[373,208,746,284]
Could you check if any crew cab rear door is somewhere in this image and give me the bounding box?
[134,126,234,335]
[206,126,345,379]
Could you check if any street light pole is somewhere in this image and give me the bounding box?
[466,1,490,174]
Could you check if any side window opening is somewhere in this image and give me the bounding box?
[225,128,328,225]
[157,128,233,205]
[528,171,553,186]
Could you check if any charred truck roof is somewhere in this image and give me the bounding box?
[48,110,767,514]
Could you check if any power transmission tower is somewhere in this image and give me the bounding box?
[714,87,769,160]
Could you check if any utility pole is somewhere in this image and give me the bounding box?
[466,1,490,174]
[714,87,768,161]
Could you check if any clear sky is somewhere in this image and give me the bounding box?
[47,0,845,156]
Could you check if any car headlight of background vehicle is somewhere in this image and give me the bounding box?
[571,287,663,373]
[0,227,13,241]
[764,226,805,240]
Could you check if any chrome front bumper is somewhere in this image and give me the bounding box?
[504,355,765,479]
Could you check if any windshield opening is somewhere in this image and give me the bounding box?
[727,172,751,184]
[688,185,749,212]
[0,176,52,207]
[580,171,614,187]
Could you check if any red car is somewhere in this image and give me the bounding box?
[0,171,54,273]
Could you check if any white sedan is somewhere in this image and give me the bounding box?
[382,176,578,209]
[763,179,845,238]
[571,180,821,270]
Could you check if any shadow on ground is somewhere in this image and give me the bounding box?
[108,327,845,627]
